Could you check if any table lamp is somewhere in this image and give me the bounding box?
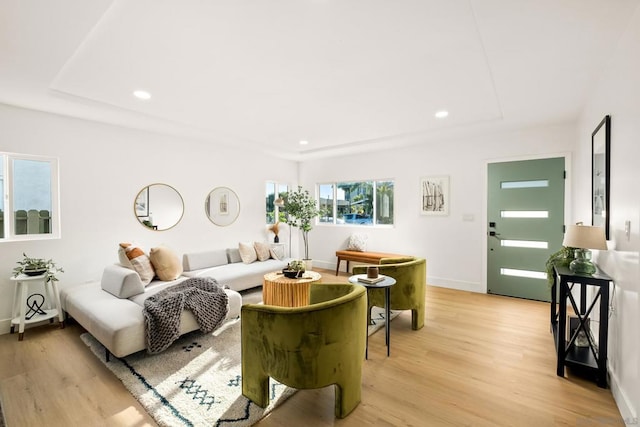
[562,224,607,274]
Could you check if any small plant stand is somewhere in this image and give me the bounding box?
[10,273,65,340]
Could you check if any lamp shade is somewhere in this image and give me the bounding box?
[274,197,285,207]
[562,225,607,250]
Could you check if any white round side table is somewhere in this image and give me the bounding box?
[10,273,65,341]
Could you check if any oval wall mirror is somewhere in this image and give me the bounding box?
[134,183,184,231]
[205,187,240,226]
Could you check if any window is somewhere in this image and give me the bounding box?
[319,180,394,226]
[265,181,289,224]
[0,153,59,241]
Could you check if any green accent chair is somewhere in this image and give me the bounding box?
[353,257,426,330]
[241,283,367,418]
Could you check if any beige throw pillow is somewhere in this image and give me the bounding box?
[254,242,271,261]
[149,245,183,281]
[238,241,258,264]
[119,242,155,285]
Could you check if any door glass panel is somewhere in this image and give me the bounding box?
[501,210,549,218]
[500,268,547,280]
[501,180,549,189]
[501,240,548,249]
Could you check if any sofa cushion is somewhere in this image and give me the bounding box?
[226,248,242,264]
[101,264,145,298]
[254,242,271,261]
[149,245,183,281]
[239,242,258,264]
[183,249,228,272]
[119,242,155,285]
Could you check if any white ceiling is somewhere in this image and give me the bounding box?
[1,0,638,160]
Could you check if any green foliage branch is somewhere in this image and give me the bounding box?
[13,252,64,283]
[545,246,576,286]
[282,186,320,260]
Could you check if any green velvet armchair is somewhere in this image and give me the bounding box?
[241,283,367,418]
[352,257,426,330]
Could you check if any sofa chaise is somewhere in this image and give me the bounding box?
[61,246,291,359]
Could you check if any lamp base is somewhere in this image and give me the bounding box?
[569,249,596,275]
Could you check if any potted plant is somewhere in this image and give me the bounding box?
[13,252,64,283]
[283,260,306,278]
[282,186,320,269]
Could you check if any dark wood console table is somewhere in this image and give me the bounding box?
[550,264,612,388]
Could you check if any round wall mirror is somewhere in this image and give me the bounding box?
[205,187,240,226]
[134,184,184,231]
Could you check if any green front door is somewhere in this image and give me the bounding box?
[487,157,565,301]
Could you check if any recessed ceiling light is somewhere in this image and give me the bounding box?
[435,110,449,119]
[133,90,151,100]
[299,140,309,145]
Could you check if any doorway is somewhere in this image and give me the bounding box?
[487,157,565,301]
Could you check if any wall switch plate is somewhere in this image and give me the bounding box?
[625,220,631,241]
[463,214,475,222]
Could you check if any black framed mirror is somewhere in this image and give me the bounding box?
[134,183,184,231]
[592,115,610,239]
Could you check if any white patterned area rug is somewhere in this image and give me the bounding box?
[81,307,399,427]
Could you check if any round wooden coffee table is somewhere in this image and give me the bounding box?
[262,271,322,307]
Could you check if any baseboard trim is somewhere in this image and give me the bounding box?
[0,318,11,335]
[609,368,638,426]
[427,277,484,293]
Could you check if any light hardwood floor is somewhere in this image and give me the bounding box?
[0,270,624,426]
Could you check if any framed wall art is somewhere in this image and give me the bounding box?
[592,115,610,239]
[206,187,240,226]
[420,176,449,216]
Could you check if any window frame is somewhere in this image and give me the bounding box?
[1,152,60,242]
[317,179,395,227]
[265,181,289,225]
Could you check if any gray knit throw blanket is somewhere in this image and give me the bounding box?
[143,277,229,354]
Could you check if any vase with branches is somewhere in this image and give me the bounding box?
[282,186,320,262]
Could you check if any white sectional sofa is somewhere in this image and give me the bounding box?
[181,247,291,292]
[61,247,290,359]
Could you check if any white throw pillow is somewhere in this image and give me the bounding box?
[117,246,134,269]
[347,233,368,252]
[270,245,285,260]
[238,241,258,264]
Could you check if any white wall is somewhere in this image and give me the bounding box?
[0,104,298,331]
[299,123,576,293]
[575,6,640,424]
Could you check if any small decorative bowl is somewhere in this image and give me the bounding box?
[282,270,299,279]
[23,268,47,276]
